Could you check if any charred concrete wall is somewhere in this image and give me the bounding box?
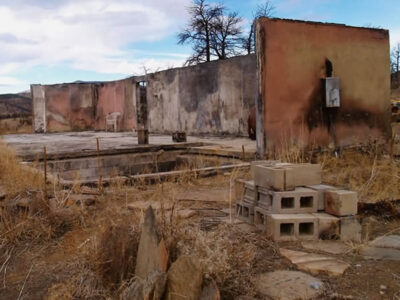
[32,54,256,135]
[32,78,137,132]
[146,54,256,135]
[256,18,391,154]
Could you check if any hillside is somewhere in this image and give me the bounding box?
[0,92,32,119]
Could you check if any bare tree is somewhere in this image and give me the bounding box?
[177,0,224,65]
[210,12,243,59]
[242,1,275,54]
[391,43,400,74]
[392,43,400,89]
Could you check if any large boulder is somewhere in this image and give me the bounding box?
[165,256,203,300]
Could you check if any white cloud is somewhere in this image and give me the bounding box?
[390,29,400,47]
[0,0,190,90]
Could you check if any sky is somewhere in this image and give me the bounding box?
[0,0,399,94]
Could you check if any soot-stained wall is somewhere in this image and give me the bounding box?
[255,18,391,155]
[146,54,256,135]
[32,79,137,132]
[32,54,256,135]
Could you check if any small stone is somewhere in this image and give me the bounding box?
[380,285,387,290]
[310,281,323,290]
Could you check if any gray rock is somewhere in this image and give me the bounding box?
[254,270,323,300]
[360,246,400,261]
[370,235,400,250]
[135,206,168,279]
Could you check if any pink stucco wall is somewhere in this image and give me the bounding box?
[42,78,136,132]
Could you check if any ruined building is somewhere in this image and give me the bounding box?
[31,18,391,156]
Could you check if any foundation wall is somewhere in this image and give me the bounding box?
[256,18,391,152]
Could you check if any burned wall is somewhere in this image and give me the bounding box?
[146,54,256,135]
[256,18,391,154]
[32,78,137,132]
[32,54,256,135]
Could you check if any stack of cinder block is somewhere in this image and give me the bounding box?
[236,161,360,242]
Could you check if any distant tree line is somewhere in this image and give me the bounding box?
[177,0,274,65]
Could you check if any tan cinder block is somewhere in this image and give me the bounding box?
[307,184,337,210]
[254,206,269,231]
[243,180,258,204]
[312,213,339,239]
[257,187,273,210]
[237,202,255,224]
[325,190,358,217]
[254,165,295,191]
[266,214,318,242]
[291,163,322,186]
[257,187,318,214]
[250,160,280,175]
[340,216,361,242]
[271,187,318,214]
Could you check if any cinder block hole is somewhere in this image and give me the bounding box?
[299,222,314,235]
[243,206,249,217]
[255,211,265,224]
[280,223,294,236]
[300,196,314,208]
[281,197,295,209]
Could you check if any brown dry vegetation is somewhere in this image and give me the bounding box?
[0,117,32,135]
[0,138,399,299]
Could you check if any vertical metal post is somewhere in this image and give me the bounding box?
[43,146,47,200]
[96,138,102,189]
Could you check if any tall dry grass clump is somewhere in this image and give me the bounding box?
[0,139,43,194]
[89,221,140,290]
[320,147,400,203]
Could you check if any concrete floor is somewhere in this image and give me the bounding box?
[2,131,256,159]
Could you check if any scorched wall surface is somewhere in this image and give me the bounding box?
[256,18,391,152]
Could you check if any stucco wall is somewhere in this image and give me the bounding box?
[146,54,256,135]
[32,78,137,132]
[256,18,391,154]
[32,54,256,135]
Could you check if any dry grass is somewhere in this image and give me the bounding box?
[0,117,32,135]
[0,140,43,195]
[319,147,400,203]
[274,137,400,203]
[92,222,140,289]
